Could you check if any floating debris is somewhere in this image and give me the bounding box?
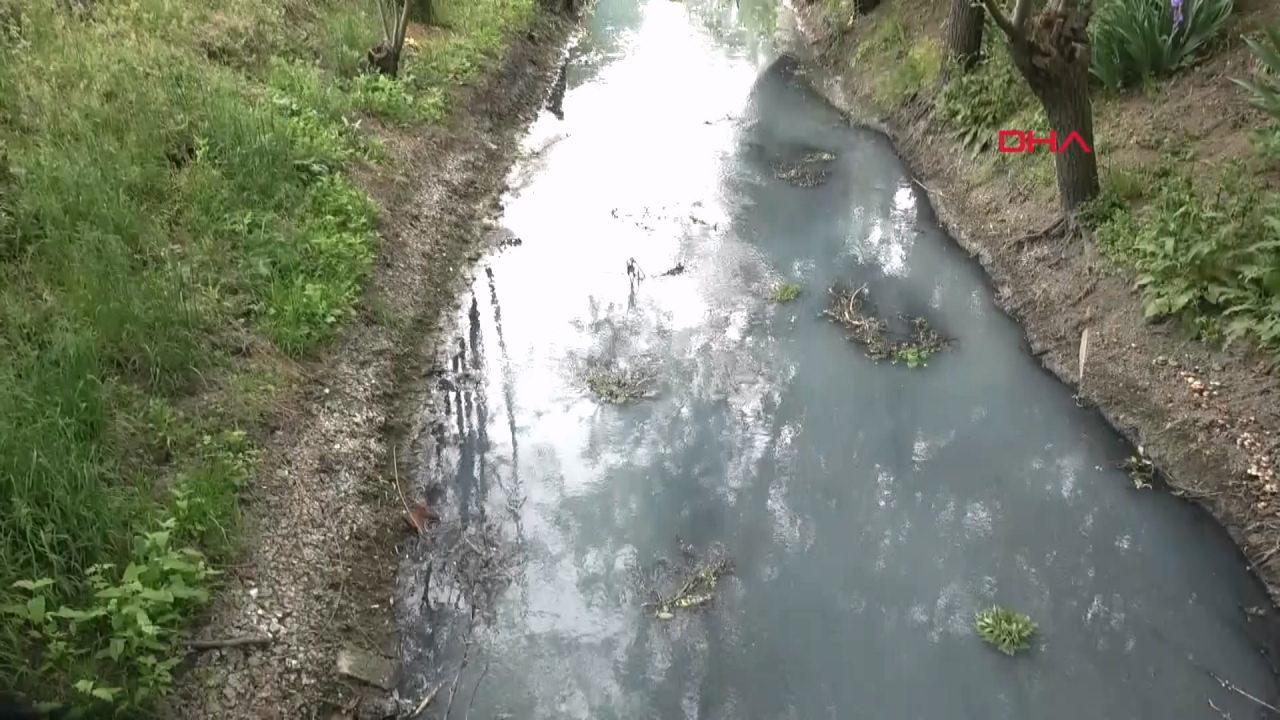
[644,553,733,620]
[772,150,836,188]
[585,362,659,403]
[823,285,950,368]
[1120,448,1154,490]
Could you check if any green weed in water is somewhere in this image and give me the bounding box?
[975,606,1037,656]
[770,282,803,302]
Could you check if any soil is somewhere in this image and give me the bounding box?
[791,0,1280,601]
[166,12,575,720]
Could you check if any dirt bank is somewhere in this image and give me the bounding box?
[790,0,1280,604]
[167,13,574,719]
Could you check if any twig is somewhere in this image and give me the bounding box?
[189,636,273,651]
[410,681,445,718]
[911,177,946,199]
[1209,698,1232,719]
[442,633,474,719]
[1012,216,1066,248]
[463,660,491,720]
[393,446,418,535]
[1210,671,1280,714]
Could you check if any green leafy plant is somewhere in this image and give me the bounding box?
[1095,176,1280,352]
[894,345,931,368]
[3,520,214,712]
[1235,27,1280,115]
[1233,25,1280,155]
[769,282,803,302]
[975,606,1037,655]
[1090,0,1233,90]
[938,31,1032,155]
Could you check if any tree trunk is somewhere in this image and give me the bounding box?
[1002,2,1100,213]
[1038,65,1099,213]
[368,43,400,77]
[945,0,985,71]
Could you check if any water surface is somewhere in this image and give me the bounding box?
[396,1,1280,716]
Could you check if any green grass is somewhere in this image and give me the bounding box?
[0,0,535,711]
[853,10,942,108]
[769,282,803,302]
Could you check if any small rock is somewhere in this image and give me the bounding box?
[336,647,398,691]
[357,694,400,720]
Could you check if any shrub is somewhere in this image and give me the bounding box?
[938,30,1033,155]
[975,606,1037,656]
[1244,37,1280,164]
[1095,176,1280,351]
[1233,26,1280,122]
[1090,0,1233,89]
[3,519,215,714]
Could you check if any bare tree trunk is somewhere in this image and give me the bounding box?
[981,0,1100,214]
[945,0,985,71]
[1037,64,1099,213]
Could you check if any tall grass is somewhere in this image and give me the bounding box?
[0,0,535,709]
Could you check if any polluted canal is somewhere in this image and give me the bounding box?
[394,0,1280,716]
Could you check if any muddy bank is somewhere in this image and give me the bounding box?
[790,3,1280,604]
[167,12,574,719]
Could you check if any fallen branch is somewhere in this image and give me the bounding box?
[443,630,474,719]
[189,635,273,651]
[463,660,491,720]
[1210,670,1280,715]
[410,681,445,718]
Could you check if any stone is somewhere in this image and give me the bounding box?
[356,694,400,720]
[336,646,398,691]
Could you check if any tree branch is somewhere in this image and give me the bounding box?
[394,0,414,55]
[376,0,393,44]
[978,0,1019,39]
[189,636,273,651]
[1012,0,1032,29]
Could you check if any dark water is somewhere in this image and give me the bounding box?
[395,0,1280,717]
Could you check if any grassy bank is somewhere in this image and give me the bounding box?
[813,0,1280,361]
[0,0,534,712]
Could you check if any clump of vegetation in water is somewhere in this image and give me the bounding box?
[975,606,1037,656]
[1121,449,1155,489]
[642,551,733,621]
[770,282,803,303]
[772,151,837,188]
[823,285,950,368]
[895,345,931,369]
[586,364,658,404]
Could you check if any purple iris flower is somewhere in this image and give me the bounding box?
[1171,0,1185,28]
